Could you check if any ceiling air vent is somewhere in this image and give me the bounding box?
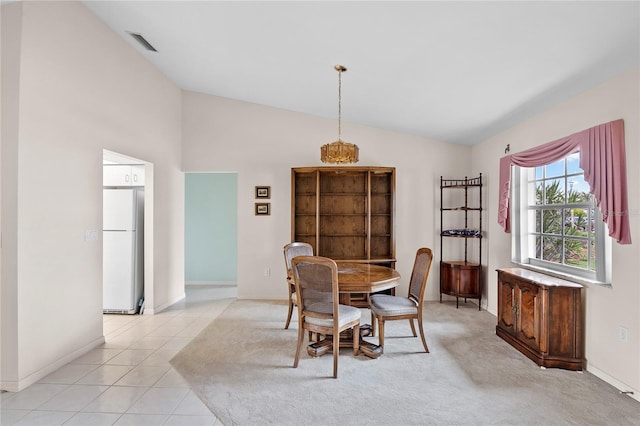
[128,32,157,52]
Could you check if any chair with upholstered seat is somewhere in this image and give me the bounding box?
[291,255,361,378]
[369,247,433,353]
[283,242,314,329]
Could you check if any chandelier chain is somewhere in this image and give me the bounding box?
[320,64,358,164]
[338,68,342,141]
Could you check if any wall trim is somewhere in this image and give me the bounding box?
[185,281,237,286]
[144,291,186,315]
[1,336,106,392]
[587,363,640,403]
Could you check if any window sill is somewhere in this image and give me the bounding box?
[510,261,611,288]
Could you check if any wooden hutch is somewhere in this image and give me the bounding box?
[291,166,396,306]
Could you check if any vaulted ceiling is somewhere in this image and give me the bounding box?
[83,1,639,145]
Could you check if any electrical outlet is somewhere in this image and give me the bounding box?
[264,267,271,277]
[84,229,99,242]
[618,326,629,343]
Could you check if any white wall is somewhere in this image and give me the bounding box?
[1,1,184,391]
[1,0,23,388]
[471,67,640,398]
[181,91,473,303]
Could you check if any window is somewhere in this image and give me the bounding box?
[512,152,611,284]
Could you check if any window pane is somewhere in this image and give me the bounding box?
[542,209,562,234]
[535,167,543,180]
[564,208,574,232]
[567,178,578,201]
[543,179,564,205]
[545,159,565,178]
[568,175,589,201]
[565,239,588,268]
[566,152,581,174]
[564,208,589,235]
[542,236,562,262]
[531,182,543,206]
[575,208,589,233]
[590,240,596,271]
[533,210,541,233]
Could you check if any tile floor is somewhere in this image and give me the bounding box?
[1,285,237,426]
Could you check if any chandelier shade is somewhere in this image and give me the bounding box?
[320,65,359,164]
[320,139,359,164]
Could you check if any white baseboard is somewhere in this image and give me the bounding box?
[144,291,186,315]
[1,336,105,392]
[587,364,640,403]
[185,281,237,286]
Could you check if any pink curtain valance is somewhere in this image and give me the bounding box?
[498,119,631,244]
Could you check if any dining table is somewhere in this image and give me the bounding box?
[306,261,401,359]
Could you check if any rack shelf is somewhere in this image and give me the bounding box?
[440,174,483,310]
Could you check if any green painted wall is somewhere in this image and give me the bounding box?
[185,173,237,283]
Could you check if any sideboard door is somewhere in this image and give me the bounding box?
[497,276,516,335]
[517,282,541,353]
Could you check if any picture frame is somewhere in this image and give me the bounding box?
[255,186,271,199]
[255,202,270,216]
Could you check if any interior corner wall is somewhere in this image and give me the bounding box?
[1,1,184,391]
[180,91,474,303]
[470,67,640,399]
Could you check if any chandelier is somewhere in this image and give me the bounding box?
[320,65,359,164]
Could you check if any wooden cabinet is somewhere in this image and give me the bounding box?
[291,167,395,306]
[496,268,583,371]
[439,175,482,309]
[104,165,145,187]
[440,261,481,306]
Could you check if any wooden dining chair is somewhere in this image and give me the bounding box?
[369,248,433,353]
[283,242,314,329]
[291,256,361,378]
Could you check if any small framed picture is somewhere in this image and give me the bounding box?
[255,203,270,216]
[255,186,271,199]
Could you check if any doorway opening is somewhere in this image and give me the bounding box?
[184,173,238,291]
[102,150,154,324]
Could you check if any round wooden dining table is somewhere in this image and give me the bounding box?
[307,261,401,359]
[336,261,401,294]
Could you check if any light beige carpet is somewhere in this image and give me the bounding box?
[170,300,640,425]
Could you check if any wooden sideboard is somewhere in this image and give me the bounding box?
[496,268,583,370]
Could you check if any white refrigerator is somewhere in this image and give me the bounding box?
[103,188,144,314]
